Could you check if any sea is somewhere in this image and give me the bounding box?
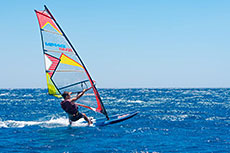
[0,88,230,152]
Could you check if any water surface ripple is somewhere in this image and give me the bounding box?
[0,88,230,152]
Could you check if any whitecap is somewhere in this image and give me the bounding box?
[158,114,188,121]
[0,119,7,128]
[127,100,145,103]
[0,93,9,96]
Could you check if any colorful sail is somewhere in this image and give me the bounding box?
[35,6,108,118]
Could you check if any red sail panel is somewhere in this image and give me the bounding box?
[35,10,62,34]
[88,76,103,113]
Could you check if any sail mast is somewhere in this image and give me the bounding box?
[44,5,109,120]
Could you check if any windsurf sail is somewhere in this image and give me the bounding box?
[35,5,109,119]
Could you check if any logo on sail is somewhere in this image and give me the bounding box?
[45,42,72,52]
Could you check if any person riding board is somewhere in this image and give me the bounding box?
[60,89,92,125]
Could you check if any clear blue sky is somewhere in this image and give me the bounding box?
[1,0,230,88]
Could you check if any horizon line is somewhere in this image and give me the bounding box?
[1,87,230,89]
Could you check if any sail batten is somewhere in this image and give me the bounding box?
[42,29,63,35]
[53,70,84,72]
[45,49,75,54]
[35,6,108,118]
[59,80,90,90]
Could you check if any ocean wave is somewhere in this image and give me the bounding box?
[206,116,229,121]
[157,114,189,121]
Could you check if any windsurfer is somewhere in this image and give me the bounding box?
[60,89,92,125]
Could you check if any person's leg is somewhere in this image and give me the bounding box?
[82,113,92,125]
[68,114,73,125]
[69,119,72,125]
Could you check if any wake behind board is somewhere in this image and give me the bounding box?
[80,111,139,126]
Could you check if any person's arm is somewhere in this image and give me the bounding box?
[70,88,90,102]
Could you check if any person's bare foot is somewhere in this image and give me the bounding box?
[88,120,93,126]
[88,118,93,125]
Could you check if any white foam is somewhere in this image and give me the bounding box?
[206,116,226,121]
[0,119,7,128]
[158,114,188,121]
[22,94,33,97]
[0,116,95,128]
[127,100,145,103]
[104,97,116,100]
[0,93,9,96]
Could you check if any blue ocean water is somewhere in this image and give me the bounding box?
[0,88,230,152]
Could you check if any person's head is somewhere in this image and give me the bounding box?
[62,91,71,99]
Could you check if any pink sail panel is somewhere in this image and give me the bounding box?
[35,10,62,34]
[44,53,60,77]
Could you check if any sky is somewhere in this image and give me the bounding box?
[1,0,230,88]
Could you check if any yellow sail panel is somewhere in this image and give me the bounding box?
[46,73,62,98]
[41,22,63,35]
[60,53,83,68]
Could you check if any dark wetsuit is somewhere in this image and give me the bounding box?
[60,100,83,121]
